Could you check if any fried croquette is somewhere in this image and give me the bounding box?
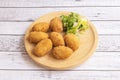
[28,31,48,43]
[50,17,63,32]
[33,39,52,57]
[64,34,80,51]
[52,46,73,59]
[32,22,49,32]
[50,32,65,46]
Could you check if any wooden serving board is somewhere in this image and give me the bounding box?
[24,11,98,70]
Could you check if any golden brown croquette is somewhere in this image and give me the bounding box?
[33,39,52,57]
[50,32,65,46]
[32,22,49,32]
[52,46,73,59]
[64,34,80,51]
[50,17,63,32]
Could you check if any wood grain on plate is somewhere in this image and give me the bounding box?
[24,11,98,70]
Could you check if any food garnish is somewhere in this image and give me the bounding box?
[60,12,89,34]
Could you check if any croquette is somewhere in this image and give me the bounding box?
[28,31,48,43]
[32,22,49,32]
[52,46,73,59]
[50,17,63,32]
[33,39,52,57]
[64,34,80,51]
[50,32,65,46]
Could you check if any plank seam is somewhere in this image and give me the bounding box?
[0,69,120,71]
[0,6,120,8]
[0,51,119,52]
[0,34,119,36]
[0,20,120,22]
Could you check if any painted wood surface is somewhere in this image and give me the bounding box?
[0,35,120,52]
[0,52,120,70]
[0,7,119,21]
[0,0,120,80]
[0,70,120,80]
[0,21,120,35]
[0,0,119,7]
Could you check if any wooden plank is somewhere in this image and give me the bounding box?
[0,22,31,35]
[0,70,120,80]
[0,36,25,52]
[0,7,119,21]
[0,35,119,52]
[0,0,119,7]
[97,36,120,52]
[0,21,120,35]
[0,52,120,70]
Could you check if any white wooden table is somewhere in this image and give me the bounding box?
[0,0,120,80]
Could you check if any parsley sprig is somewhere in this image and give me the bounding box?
[60,12,89,34]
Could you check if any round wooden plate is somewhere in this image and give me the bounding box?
[24,11,98,70]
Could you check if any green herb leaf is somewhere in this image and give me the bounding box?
[60,12,88,34]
